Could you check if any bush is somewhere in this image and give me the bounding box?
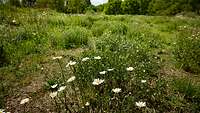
[104,0,122,15]
[173,28,200,73]
[62,26,92,49]
[121,0,140,14]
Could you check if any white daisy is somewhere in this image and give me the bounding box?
[58,86,66,92]
[67,76,76,83]
[135,101,146,108]
[141,80,147,83]
[112,88,122,93]
[20,98,30,105]
[99,71,106,75]
[66,61,77,67]
[92,78,104,85]
[12,19,16,23]
[107,68,114,71]
[126,67,134,71]
[0,109,5,113]
[82,57,90,62]
[85,102,90,106]
[51,84,58,88]
[50,92,58,98]
[52,56,62,60]
[94,56,101,60]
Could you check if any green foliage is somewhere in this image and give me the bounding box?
[91,20,127,37]
[96,4,106,12]
[121,0,140,14]
[173,28,200,73]
[104,0,122,15]
[172,77,200,111]
[62,26,92,49]
[73,49,164,112]
[148,0,198,15]
[0,8,200,112]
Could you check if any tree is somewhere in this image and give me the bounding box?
[104,0,122,15]
[63,0,91,14]
[139,0,152,14]
[121,0,140,14]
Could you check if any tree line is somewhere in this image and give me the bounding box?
[1,0,200,15]
[103,0,200,15]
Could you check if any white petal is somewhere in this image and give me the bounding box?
[50,92,58,98]
[126,67,134,71]
[20,98,30,104]
[99,71,106,75]
[85,102,90,106]
[58,86,66,92]
[67,76,76,83]
[51,84,58,88]
[94,56,101,60]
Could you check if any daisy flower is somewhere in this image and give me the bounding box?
[112,88,122,93]
[92,78,104,85]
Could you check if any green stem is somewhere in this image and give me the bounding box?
[57,59,65,81]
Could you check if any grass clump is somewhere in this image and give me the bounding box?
[62,26,92,49]
[171,77,200,112]
[173,27,200,73]
[91,21,127,37]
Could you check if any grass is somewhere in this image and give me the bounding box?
[0,7,200,113]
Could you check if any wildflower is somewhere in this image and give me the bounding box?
[50,92,58,98]
[112,88,122,93]
[52,56,62,60]
[66,61,77,67]
[20,98,30,105]
[67,76,76,83]
[12,19,16,23]
[107,68,114,71]
[126,67,134,71]
[141,80,147,83]
[94,56,101,60]
[32,33,36,36]
[0,109,5,113]
[58,86,66,92]
[92,78,104,85]
[85,102,90,106]
[51,84,58,89]
[143,70,146,72]
[99,71,106,75]
[82,57,90,62]
[135,101,146,108]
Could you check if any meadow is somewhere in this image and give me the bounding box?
[0,7,200,113]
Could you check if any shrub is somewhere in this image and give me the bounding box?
[173,28,200,73]
[121,0,140,14]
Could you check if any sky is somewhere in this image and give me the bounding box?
[91,0,108,6]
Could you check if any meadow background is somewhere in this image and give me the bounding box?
[0,0,200,113]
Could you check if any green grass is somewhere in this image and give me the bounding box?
[0,7,200,113]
